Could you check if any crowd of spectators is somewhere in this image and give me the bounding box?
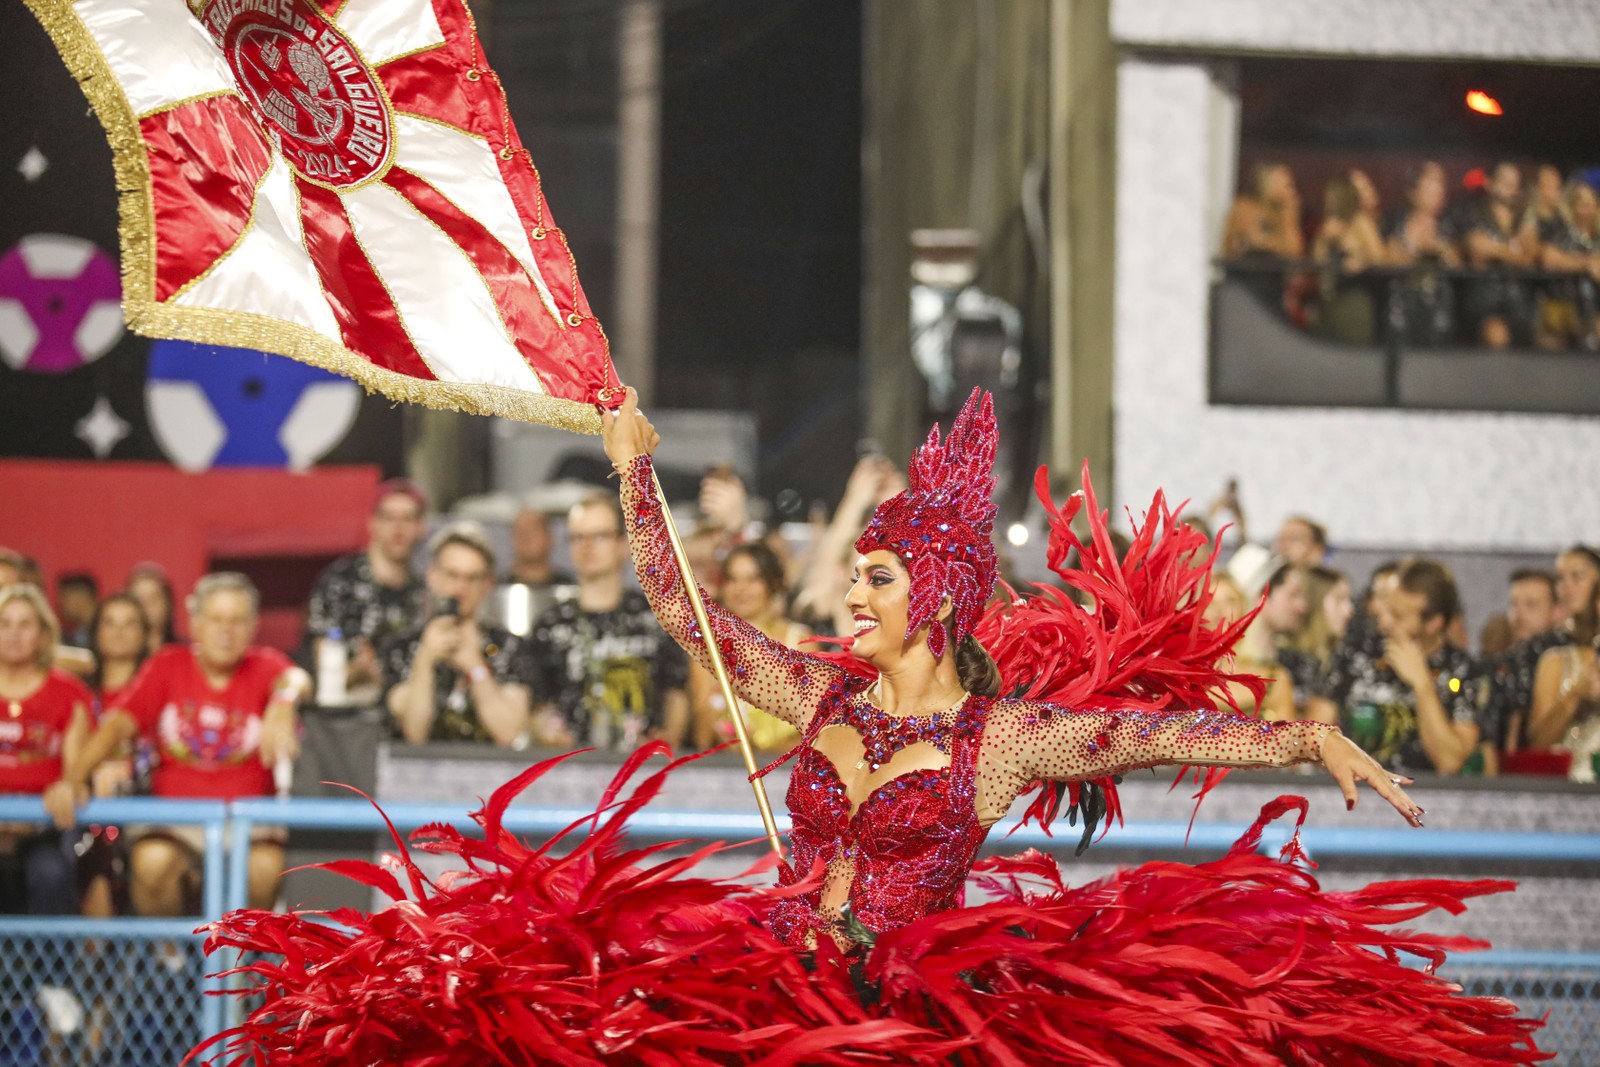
[1205,507,1600,785]
[0,468,814,918]
[0,556,310,922]
[1223,159,1600,351]
[2,463,1598,923]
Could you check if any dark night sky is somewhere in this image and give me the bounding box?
[496,0,864,511]
[656,0,864,510]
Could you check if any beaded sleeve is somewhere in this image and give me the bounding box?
[975,700,1335,821]
[619,455,842,730]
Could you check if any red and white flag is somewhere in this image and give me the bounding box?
[27,0,621,432]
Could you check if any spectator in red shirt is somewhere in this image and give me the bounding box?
[89,593,153,712]
[75,592,154,916]
[63,572,308,915]
[84,593,154,797]
[0,585,93,914]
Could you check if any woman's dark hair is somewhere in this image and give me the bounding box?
[722,541,787,599]
[88,592,151,693]
[1562,545,1600,644]
[127,565,178,645]
[954,633,1001,697]
[1565,544,1600,575]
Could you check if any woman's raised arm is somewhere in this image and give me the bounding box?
[604,390,842,730]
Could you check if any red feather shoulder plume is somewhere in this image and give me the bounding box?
[973,462,1268,843]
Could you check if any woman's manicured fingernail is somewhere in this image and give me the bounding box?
[1346,798,1354,810]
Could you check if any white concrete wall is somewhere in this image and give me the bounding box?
[1107,15,1600,552]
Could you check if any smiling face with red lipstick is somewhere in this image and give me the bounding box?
[845,550,923,666]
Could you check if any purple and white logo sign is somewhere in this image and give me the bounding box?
[0,234,124,374]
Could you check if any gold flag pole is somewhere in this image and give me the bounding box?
[647,468,784,856]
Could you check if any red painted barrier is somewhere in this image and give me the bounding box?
[0,460,379,651]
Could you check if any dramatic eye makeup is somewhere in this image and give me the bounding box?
[852,563,899,587]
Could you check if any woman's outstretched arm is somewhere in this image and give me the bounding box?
[604,389,843,730]
[977,699,1424,827]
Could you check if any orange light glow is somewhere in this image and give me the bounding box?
[1466,89,1503,116]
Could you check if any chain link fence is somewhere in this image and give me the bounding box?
[1451,961,1600,1063]
[0,925,207,1067]
[2,930,1593,1064]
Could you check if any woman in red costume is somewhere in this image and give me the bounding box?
[614,388,1421,944]
[199,388,1544,1065]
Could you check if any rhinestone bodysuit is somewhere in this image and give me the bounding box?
[766,680,993,944]
[621,457,1334,946]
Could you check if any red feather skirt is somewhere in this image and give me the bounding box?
[190,747,1546,1066]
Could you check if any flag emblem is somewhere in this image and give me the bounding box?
[209,0,395,190]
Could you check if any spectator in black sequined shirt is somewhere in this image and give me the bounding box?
[382,524,532,746]
[305,480,429,700]
[1463,161,1537,349]
[1537,180,1600,351]
[1522,165,1568,250]
[1339,560,1401,666]
[1309,559,1494,776]
[1506,569,1559,647]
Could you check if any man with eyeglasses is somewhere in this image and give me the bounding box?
[523,494,688,751]
[382,524,533,746]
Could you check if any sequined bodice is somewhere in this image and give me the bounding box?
[768,691,992,946]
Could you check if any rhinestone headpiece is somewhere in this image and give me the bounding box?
[855,388,999,658]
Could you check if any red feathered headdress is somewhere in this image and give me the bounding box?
[855,388,999,658]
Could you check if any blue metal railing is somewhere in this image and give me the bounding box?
[4,794,1597,915]
[0,796,229,1041]
[2,794,1598,1052]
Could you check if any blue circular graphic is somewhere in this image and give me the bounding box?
[146,339,360,470]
